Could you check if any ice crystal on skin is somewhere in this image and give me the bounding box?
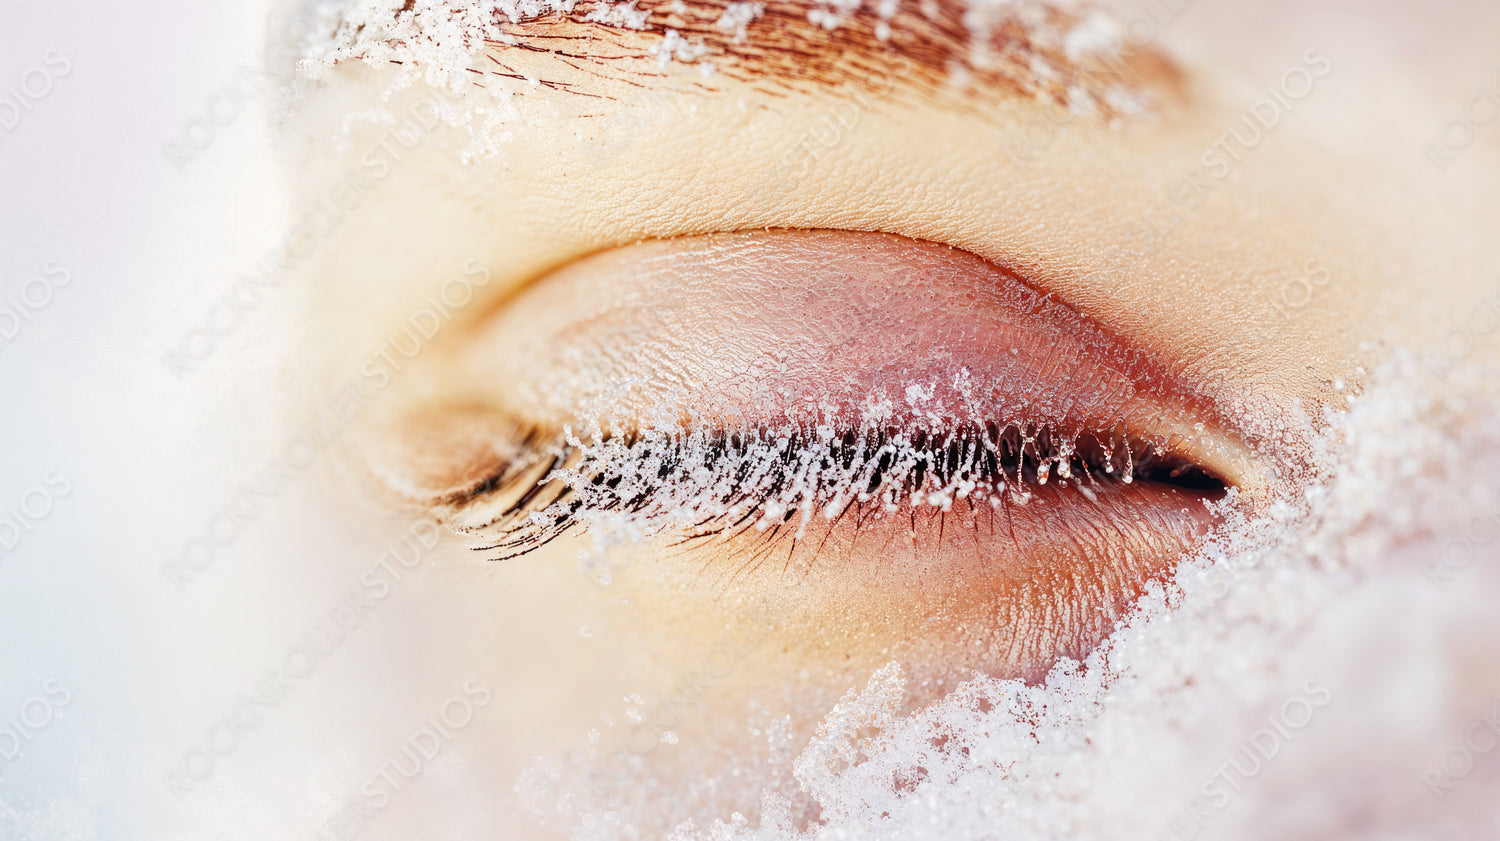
[584,0,652,29]
[654,28,712,68]
[294,0,505,89]
[714,1,766,43]
[1062,9,1121,63]
[789,663,907,814]
[806,0,863,31]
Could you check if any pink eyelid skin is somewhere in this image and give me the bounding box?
[460,229,1251,487]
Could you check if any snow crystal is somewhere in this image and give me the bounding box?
[508,349,1500,839]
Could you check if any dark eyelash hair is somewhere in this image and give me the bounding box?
[440,421,1224,561]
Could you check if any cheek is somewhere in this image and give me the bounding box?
[601,478,1216,690]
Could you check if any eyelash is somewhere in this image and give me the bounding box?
[440,419,1223,561]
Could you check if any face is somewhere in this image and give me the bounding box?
[271,0,1500,837]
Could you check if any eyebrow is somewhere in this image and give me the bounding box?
[320,1,1183,120]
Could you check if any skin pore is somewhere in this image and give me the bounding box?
[276,0,1500,835]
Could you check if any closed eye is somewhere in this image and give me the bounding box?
[366,228,1247,683]
[291,0,1308,690]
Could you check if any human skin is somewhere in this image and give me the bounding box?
[277,0,1500,834]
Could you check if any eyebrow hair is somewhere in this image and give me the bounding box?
[312,0,1183,121]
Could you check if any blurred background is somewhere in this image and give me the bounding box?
[1,2,316,836]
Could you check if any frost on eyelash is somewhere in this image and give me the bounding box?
[443,396,1191,565]
[446,359,1227,565]
[512,351,1500,840]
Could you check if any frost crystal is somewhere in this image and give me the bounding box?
[508,352,1500,840]
[714,1,766,43]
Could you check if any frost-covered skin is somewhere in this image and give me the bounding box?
[274,0,1500,837]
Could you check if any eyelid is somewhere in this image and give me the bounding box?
[453,229,1259,494]
[287,54,1212,414]
[343,231,1251,533]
